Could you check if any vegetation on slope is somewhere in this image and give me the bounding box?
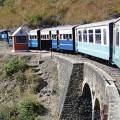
[0,56,47,120]
[0,54,59,120]
[0,0,120,28]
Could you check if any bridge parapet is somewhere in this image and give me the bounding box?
[55,55,120,120]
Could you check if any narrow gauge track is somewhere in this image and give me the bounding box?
[54,52,120,95]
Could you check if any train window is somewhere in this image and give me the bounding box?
[95,29,101,44]
[89,30,93,43]
[47,35,49,39]
[32,36,34,39]
[63,34,66,39]
[16,36,27,43]
[78,31,82,42]
[44,35,46,39]
[60,34,62,39]
[66,34,69,41]
[52,34,56,39]
[69,34,72,39]
[34,36,37,39]
[45,35,47,39]
[83,30,87,42]
[30,36,32,39]
[103,29,107,45]
[9,36,12,39]
[116,29,119,46]
[66,34,69,39]
[41,35,43,39]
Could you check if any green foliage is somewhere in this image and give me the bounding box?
[15,71,27,94]
[1,0,120,28]
[27,15,42,27]
[4,0,15,7]
[41,16,60,27]
[0,112,5,120]
[17,97,47,120]
[0,97,47,120]
[0,105,18,120]
[4,58,27,76]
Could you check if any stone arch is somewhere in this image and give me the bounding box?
[78,83,92,120]
[94,99,101,120]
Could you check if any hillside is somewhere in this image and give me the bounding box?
[0,54,59,120]
[0,0,120,28]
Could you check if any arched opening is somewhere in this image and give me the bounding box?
[78,83,92,120]
[94,99,101,120]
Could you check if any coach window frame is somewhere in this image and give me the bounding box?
[78,30,82,42]
[69,34,72,40]
[88,29,94,43]
[116,27,119,47]
[83,29,87,42]
[60,34,62,40]
[103,28,107,45]
[95,29,101,44]
[63,34,66,40]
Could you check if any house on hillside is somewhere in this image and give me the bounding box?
[11,27,28,52]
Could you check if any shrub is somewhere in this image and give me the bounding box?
[40,16,60,27]
[0,112,5,120]
[27,15,42,28]
[4,57,27,76]
[15,71,27,94]
[17,97,47,120]
[0,105,18,120]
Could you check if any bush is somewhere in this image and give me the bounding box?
[15,71,27,94]
[40,16,60,27]
[17,97,47,120]
[0,105,18,120]
[27,15,42,28]
[0,112,5,120]
[4,58,27,76]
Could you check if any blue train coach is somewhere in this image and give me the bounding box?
[40,28,51,50]
[49,25,76,52]
[28,29,40,49]
[0,30,9,43]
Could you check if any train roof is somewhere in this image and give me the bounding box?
[41,25,76,32]
[76,19,117,29]
[12,27,27,36]
[0,29,9,33]
[28,29,40,35]
[114,17,120,24]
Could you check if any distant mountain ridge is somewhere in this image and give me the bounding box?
[0,0,120,28]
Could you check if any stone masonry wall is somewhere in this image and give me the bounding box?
[55,56,120,120]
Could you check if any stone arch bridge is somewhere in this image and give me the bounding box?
[55,55,120,120]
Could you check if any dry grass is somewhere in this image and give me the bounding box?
[0,0,120,28]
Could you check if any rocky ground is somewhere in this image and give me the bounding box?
[28,58,59,120]
[0,43,59,120]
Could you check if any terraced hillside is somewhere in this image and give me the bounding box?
[0,0,120,28]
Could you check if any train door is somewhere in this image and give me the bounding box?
[49,31,52,49]
[37,30,40,50]
[72,27,76,52]
[56,30,60,50]
[113,22,120,67]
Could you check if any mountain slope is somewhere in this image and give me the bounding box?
[0,0,120,28]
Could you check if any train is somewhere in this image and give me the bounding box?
[0,18,120,68]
